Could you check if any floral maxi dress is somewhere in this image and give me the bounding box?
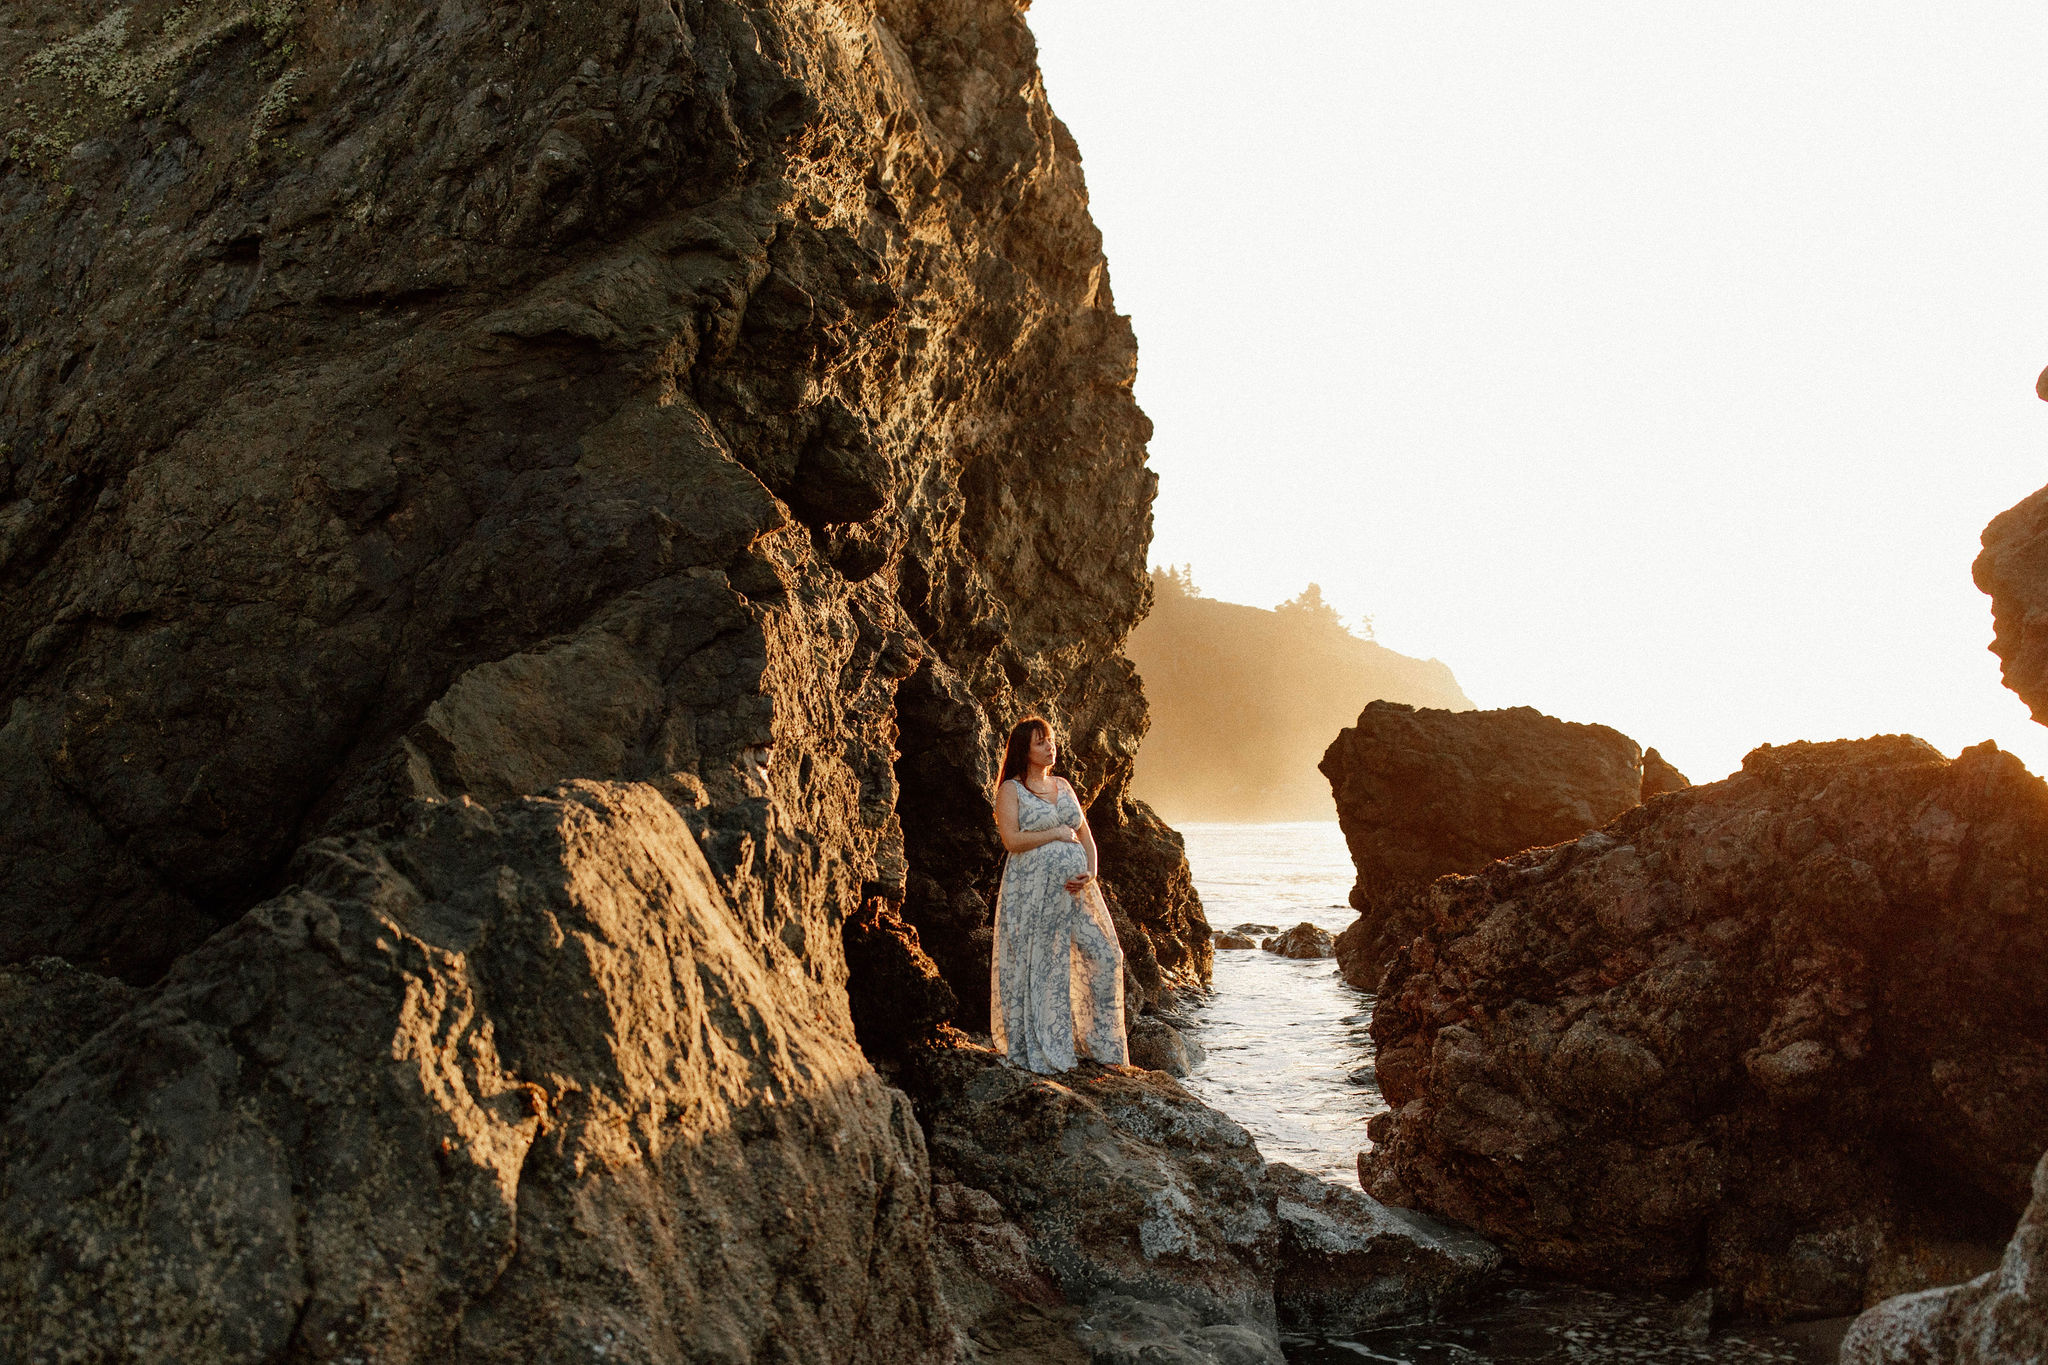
[990,779,1129,1072]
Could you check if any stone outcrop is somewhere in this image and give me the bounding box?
[913,1048,1498,1361]
[0,782,949,1363]
[1213,931,1256,950]
[1091,781,1214,1014]
[1841,1149,2048,1365]
[1640,747,1692,799]
[1261,922,1335,959]
[1266,1162,1499,1334]
[1975,481,2048,725]
[1360,735,2048,1321]
[918,1051,1280,1338]
[1322,702,1646,989]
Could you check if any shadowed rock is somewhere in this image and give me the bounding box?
[1361,736,2048,1321]
[0,957,137,1114]
[1842,1149,2048,1364]
[843,896,958,1066]
[1127,1016,1208,1078]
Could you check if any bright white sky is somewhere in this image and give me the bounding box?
[1026,1,2048,783]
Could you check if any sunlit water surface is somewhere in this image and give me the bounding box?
[1174,822,1381,1189]
[1173,823,1833,1365]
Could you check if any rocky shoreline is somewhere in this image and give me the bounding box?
[2,0,2045,1357]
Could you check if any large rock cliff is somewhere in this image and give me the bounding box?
[1360,735,2048,1321]
[0,0,1218,1356]
[0,0,1200,1016]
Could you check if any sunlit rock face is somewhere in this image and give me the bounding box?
[1975,481,2048,726]
[0,783,950,1363]
[0,0,1202,1012]
[1360,735,2048,1322]
[1842,1150,2048,1365]
[1322,702,1647,989]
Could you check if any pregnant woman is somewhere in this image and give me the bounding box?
[990,715,1129,1072]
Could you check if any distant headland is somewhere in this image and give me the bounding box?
[1128,567,1474,821]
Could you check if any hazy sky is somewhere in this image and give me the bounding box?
[1026,1,2048,782]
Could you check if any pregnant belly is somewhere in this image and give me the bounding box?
[1026,837,1088,881]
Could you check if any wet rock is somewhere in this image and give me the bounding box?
[0,783,948,1363]
[1128,1016,1209,1077]
[1640,747,1693,799]
[1234,924,1281,936]
[1214,932,1258,950]
[1261,923,1336,959]
[1976,481,2048,725]
[1362,736,2048,1321]
[1321,703,1647,989]
[1266,1162,1499,1334]
[1841,1149,2048,1365]
[1073,1294,1283,1365]
[917,1049,1280,1346]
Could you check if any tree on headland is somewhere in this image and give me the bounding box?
[1274,582,1374,640]
[1150,563,1202,601]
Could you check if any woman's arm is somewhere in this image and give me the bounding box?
[995,780,1081,854]
[1065,781,1100,892]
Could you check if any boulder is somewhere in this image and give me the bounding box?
[917,1050,1279,1346]
[0,783,949,1363]
[1975,481,2048,725]
[1072,1294,1283,1365]
[1213,932,1258,950]
[1261,923,1336,959]
[1233,924,1281,936]
[1266,1162,1499,1334]
[1320,703,1646,989]
[1842,1150,2048,1365]
[1361,736,2048,1321]
[1128,1017,1209,1078]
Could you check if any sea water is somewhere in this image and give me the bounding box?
[1174,822,1382,1188]
[1173,823,1832,1365]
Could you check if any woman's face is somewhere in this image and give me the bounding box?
[1028,727,1057,769]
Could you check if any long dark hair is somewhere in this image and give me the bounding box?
[995,715,1052,798]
